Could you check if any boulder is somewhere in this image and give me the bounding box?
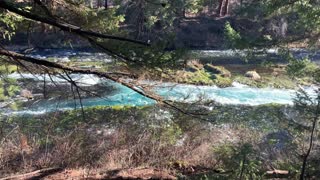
[204,64,231,77]
[272,71,279,77]
[186,60,203,72]
[20,89,33,99]
[188,59,203,69]
[186,65,199,72]
[245,71,261,80]
[221,70,232,78]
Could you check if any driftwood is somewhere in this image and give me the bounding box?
[1,167,63,180]
[265,169,290,179]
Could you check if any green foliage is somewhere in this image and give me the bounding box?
[213,142,263,179]
[213,75,232,87]
[0,63,20,101]
[114,0,206,37]
[152,121,182,145]
[104,39,186,69]
[233,73,297,89]
[224,22,246,49]
[224,22,241,46]
[286,57,318,78]
[313,69,320,83]
[233,0,320,48]
[266,0,320,37]
[181,0,205,14]
[82,8,125,34]
[292,89,320,179]
[184,70,214,85]
[0,11,23,40]
[0,65,18,74]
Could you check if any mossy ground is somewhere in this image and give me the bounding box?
[135,63,307,89]
[0,65,18,73]
[232,74,297,89]
[37,57,316,89]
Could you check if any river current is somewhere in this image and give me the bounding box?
[3,48,319,115]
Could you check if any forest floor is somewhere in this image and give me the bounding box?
[3,168,177,179]
[2,104,318,179]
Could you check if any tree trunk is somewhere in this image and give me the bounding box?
[182,0,186,18]
[136,1,145,39]
[300,96,320,180]
[183,7,186,18]
[98,0,103,8]
[300,114,319,179]
[105,0,108,9]
[209,0,214,14]
[89,0,94,8]
[223,0,229,16]
[1,168,63,180]
[43,74,47,99]
[218,0,224,16]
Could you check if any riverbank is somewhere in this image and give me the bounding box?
[1,104,319,179]
[26,48,320,89]
[4,72,318,115]
[136,61,315,89]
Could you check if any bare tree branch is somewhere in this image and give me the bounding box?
[0,1,150,46]
[0,48,211,119]
[0,48,163,102]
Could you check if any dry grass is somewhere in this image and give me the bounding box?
[0,107,317,179]
[0,120,262,178]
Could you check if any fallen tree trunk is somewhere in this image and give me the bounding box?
[1,167,63,180]
[265,169,290,179]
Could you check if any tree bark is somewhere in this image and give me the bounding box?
[299,93,320,180]
[218,0,224,16]
[223,0,229,16]
[105,0,108,9]
[300,112,319,179]
[217,0,229,17]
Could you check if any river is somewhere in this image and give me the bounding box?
[6,74,317,115]
[3,48,319,115]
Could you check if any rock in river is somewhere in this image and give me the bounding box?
[245,71,261,80]
[20,89,33,100]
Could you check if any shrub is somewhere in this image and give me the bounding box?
[224,22,246,49]
[286,58,318,78]
[213,142,262,179]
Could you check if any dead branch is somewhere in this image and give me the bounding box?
[0,1,150,46]
[1,167,63,180]
[265,169,290,179]
[0,48,211,120]
[0,48,163,102]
